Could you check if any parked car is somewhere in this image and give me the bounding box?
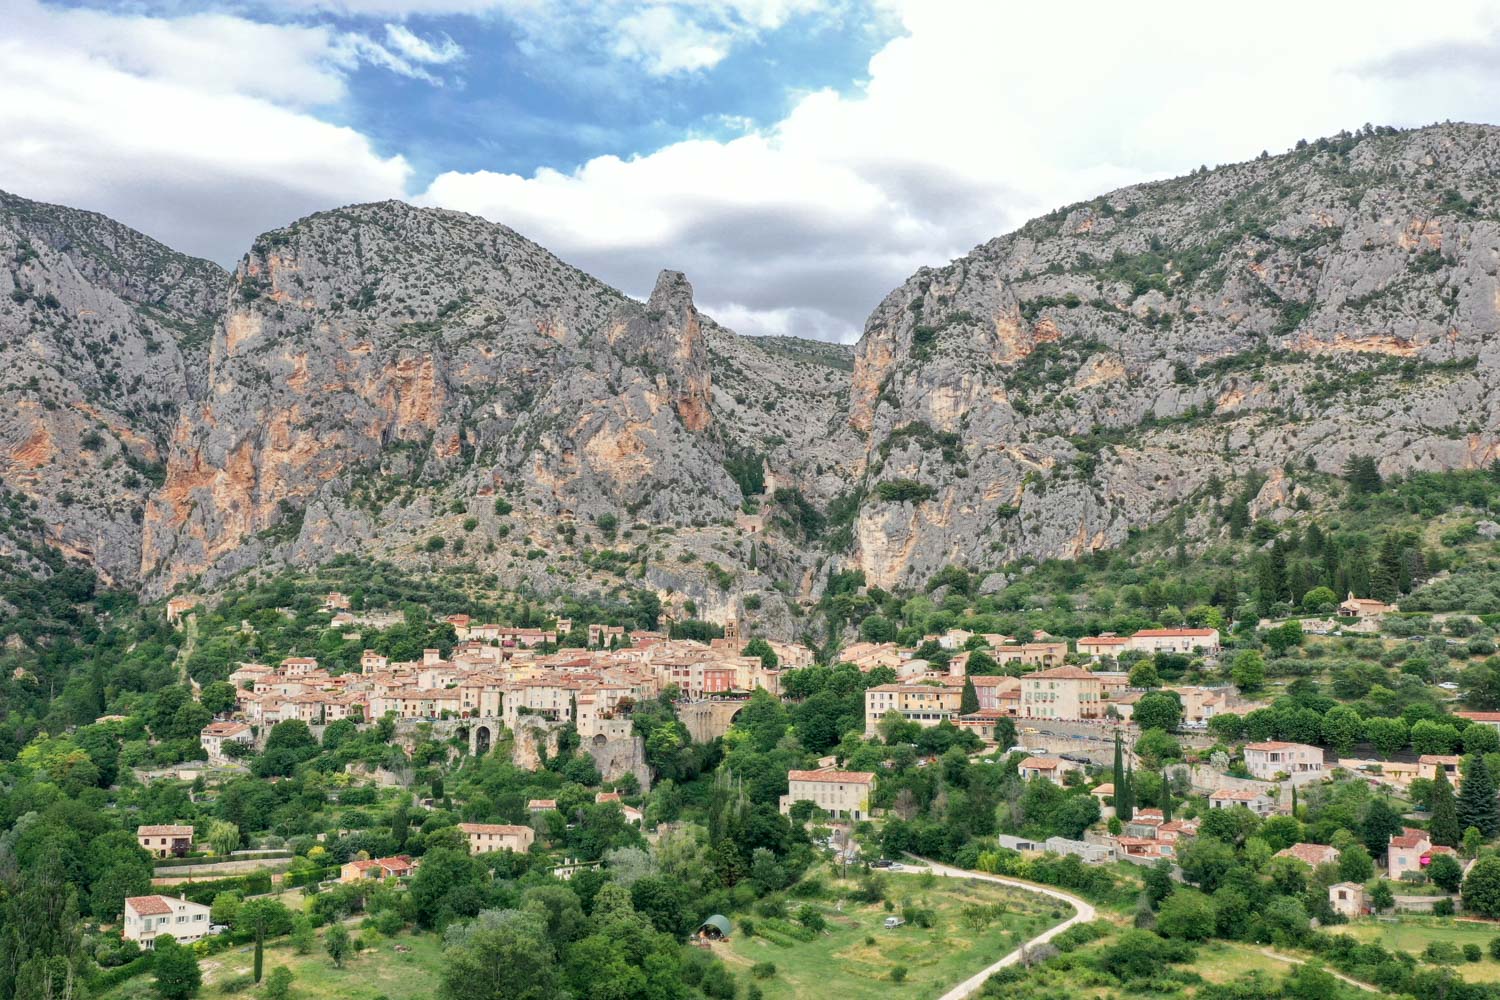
[871,859,893,868]
[883,916,906,929]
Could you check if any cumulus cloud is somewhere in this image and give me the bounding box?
[5,0,1500,343]
[419,0,1500,340]
[0,0,411,262]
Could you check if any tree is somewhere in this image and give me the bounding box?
[325,922,351,968]
[1464,857,1500,918]
[199,681,238,716]
[960,678,979,716]
[1143,859,1174,908]
[1361,799,1404,855]
[1302,587,1337,613]
[439,911,559,1000]
[1320,706,1363,757]
[1135,729,1181,768]
[1128,661,1161,689]
[205,820,240,856]
[1431,852,1464,893]
[1159,767,1173,823]
[152,936,201,1000]
[264,966,294,1000]
[740,639,778,669]
[1410,720,1459,755]
[290,915,314,955]
[1133,692,1183,732]
[859,614,897,644]
[1338,844,1374,883]
[1369,882,1394,913]
[1156,890,1215,941]
[1363,717,1408,759]
[1430,768,1461,847]
[1458,753,1500,839]
[1230,650,1265,694]
[1343,454,1382,495]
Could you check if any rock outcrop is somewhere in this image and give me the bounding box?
[5,124,1500,631]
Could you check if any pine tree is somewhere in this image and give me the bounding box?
[960,677,979,715]
[1458,754,1500,840]
[1431,767,1461,847]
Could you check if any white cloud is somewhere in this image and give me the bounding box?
[419,0,1500,340]
[0,0,411,262]
[613,7,732,75]
[383,23,465,64]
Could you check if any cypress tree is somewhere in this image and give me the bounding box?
[1431,767,1461,847]
[253,930,264,983]
[960,677,979,716]
[1160,767,1173,823]
[1119,764,1135,822]
[1291,785,1298,817]
[1458,753,1500,840]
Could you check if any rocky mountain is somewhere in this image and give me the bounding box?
[0,191,222,584]
[5,123,1500,634]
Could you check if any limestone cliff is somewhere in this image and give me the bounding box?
[7,123,1500,635]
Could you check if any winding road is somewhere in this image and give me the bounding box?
[904,857,1096,1000]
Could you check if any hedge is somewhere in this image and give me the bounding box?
[88,953,153,990]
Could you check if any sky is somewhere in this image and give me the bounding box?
[3,1,1500,342]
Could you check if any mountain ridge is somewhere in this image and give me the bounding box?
[3,122,1500,636]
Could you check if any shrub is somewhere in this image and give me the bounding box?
[889,966,908,983]
[751,962,776,979]
[1465,943,1482,962]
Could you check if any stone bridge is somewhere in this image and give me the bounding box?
[676,699,749,743]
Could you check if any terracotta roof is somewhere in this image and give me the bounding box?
[1132,629,1217,637]
[1276,843,1339,867]
[202,721,249,737]
[1210,788,1266,800]
[1024,666,1096,680]
[1390,827,1430,850]
[1418,754,1462,765]
[458,823,532,835]
[136,824,193,837]
[1244,741,1316,751]
[1091,783,1115,795]
[787,769,875,784]
[1458,712,1500,722]
[1079,636,1129,645]
[528,799,558,809]
[1018,757,1062,770]
[126,895,176,916]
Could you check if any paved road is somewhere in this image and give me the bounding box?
[904,857,1096,1000]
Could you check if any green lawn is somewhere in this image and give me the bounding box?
[1345,917,1500,981]
[98,924,444,1000]
[717,873,1072,999]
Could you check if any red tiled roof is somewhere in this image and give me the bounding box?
[1390,827,1430,849]
[137,824,193,837]
[1024,666,1096,680]
[787,769,875,784]
[126,896,175,916]
[458,823,532,835]
[1132,629,1217,637]
[1276,843,1339,866]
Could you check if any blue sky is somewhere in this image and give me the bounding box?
[3,1,1499,341]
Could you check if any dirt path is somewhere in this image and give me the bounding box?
[1246,945,1379,993]
[903,857,1096,1000]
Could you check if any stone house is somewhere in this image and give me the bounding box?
[136,824,193,859]
[779,769,875,820]
[1242,741,1323,780]
[457,823,535,855]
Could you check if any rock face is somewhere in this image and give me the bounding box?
[7,124,1500,629]
[0,191,223,584]
[839,123,1500,590]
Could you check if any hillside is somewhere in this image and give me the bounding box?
[3,123,1500,633]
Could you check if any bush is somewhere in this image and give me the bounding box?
[1465,943,1483,962]
[889,966,908,983]
[1433,897,1455,916]
[219,974,255,994]
[751,962,776,979]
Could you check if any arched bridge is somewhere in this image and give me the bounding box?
[676,698,750,743]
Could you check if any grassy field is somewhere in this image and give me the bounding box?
[97,924,444,1000]
[1344,916,1500,981]
[715,873,1072,999]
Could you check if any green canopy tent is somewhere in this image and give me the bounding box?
[697,914,733,940]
